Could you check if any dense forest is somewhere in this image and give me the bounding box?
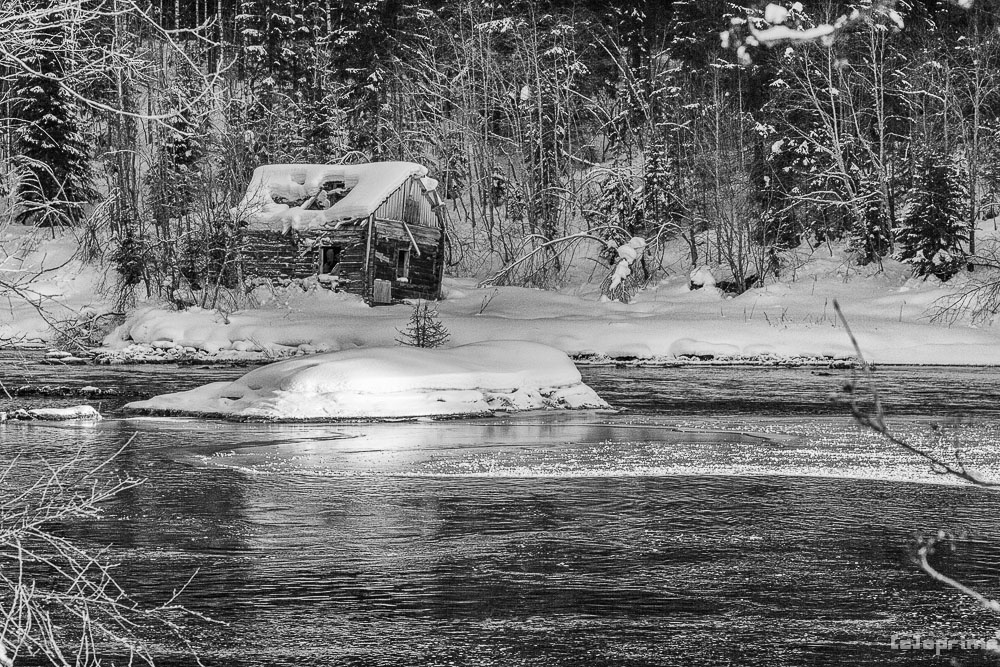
[3,0,1000,308]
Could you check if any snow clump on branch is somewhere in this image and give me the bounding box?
[721,1,919,64]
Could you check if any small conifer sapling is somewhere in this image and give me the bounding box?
[396,301,451,348]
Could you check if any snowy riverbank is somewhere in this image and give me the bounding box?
[97,264,1000,366]
[8,225,1000,366]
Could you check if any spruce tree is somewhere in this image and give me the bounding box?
[895,153,968,281]
[11,4,94,225]
[146,60,210,295]
[643,142,680,231]
[849,179,893,267]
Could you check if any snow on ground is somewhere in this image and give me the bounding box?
[8,222,1000,365]
[0,225,108,345]
[98,245,1000,366]
[124,341,608,420]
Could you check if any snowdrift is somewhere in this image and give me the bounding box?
[124,341,609,420]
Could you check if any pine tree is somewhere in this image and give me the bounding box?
[849,179,893,267]
[145,59,210,295]
[11,3,95,225]
[643,142,680,230]
[895,153,969,281]
[396,302,451,348]
[147,62,207,224]
[327,0,413,156]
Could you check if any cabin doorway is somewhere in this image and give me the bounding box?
[396,248,410,280]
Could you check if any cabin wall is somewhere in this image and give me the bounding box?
[241,229,368,298]
[370,219,442,301]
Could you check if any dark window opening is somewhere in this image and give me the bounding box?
[396,248,410,280]
[320,246,342,274]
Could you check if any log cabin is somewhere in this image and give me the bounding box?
[232,161,446,305]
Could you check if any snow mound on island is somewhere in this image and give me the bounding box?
[124,341,609,420]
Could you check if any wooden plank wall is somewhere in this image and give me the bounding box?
[376,178,441,229]
[241,229,368,298]
[371,219,442,301]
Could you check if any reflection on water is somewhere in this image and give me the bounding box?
[3,359,1000,665]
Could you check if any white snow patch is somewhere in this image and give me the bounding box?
[751,23,836,44]
[125,341,609,420]
[27,406,102,421]
[0,226,111,345]
[764,4,790,25]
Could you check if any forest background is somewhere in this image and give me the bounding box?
[4,0,1000,312]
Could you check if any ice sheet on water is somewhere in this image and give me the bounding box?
[188,415,1000,487]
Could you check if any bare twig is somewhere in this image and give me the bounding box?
[834,299,1000,488]
[0,437,212,665]
[916,534,1000,614]
[834,298,1000,615]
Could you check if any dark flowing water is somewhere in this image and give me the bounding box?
[3,358,1000,666]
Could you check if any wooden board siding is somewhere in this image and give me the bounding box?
[371,219,442,301]
[374,177,441,229]
[372,279,392,304]
[241,228,368,298]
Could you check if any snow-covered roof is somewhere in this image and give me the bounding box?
[233,161,437,232]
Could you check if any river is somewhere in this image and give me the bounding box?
[2,359,1000,666]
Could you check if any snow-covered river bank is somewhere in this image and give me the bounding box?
[3,360,1000,665]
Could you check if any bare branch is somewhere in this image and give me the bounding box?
[834,299,1000,487]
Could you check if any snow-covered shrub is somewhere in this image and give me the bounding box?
[600,237,646,303]
[895,153,969,282]
[689,266,717,290]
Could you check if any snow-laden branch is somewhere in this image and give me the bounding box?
[479,222,678,303]
[0,0,231,126]
[478,229,614,288]
[0,440,214,665]
[916,534,1000,614]
[835,298,1000,616]
[722,1,926,63]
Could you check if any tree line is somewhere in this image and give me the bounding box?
[4,0,999,307]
